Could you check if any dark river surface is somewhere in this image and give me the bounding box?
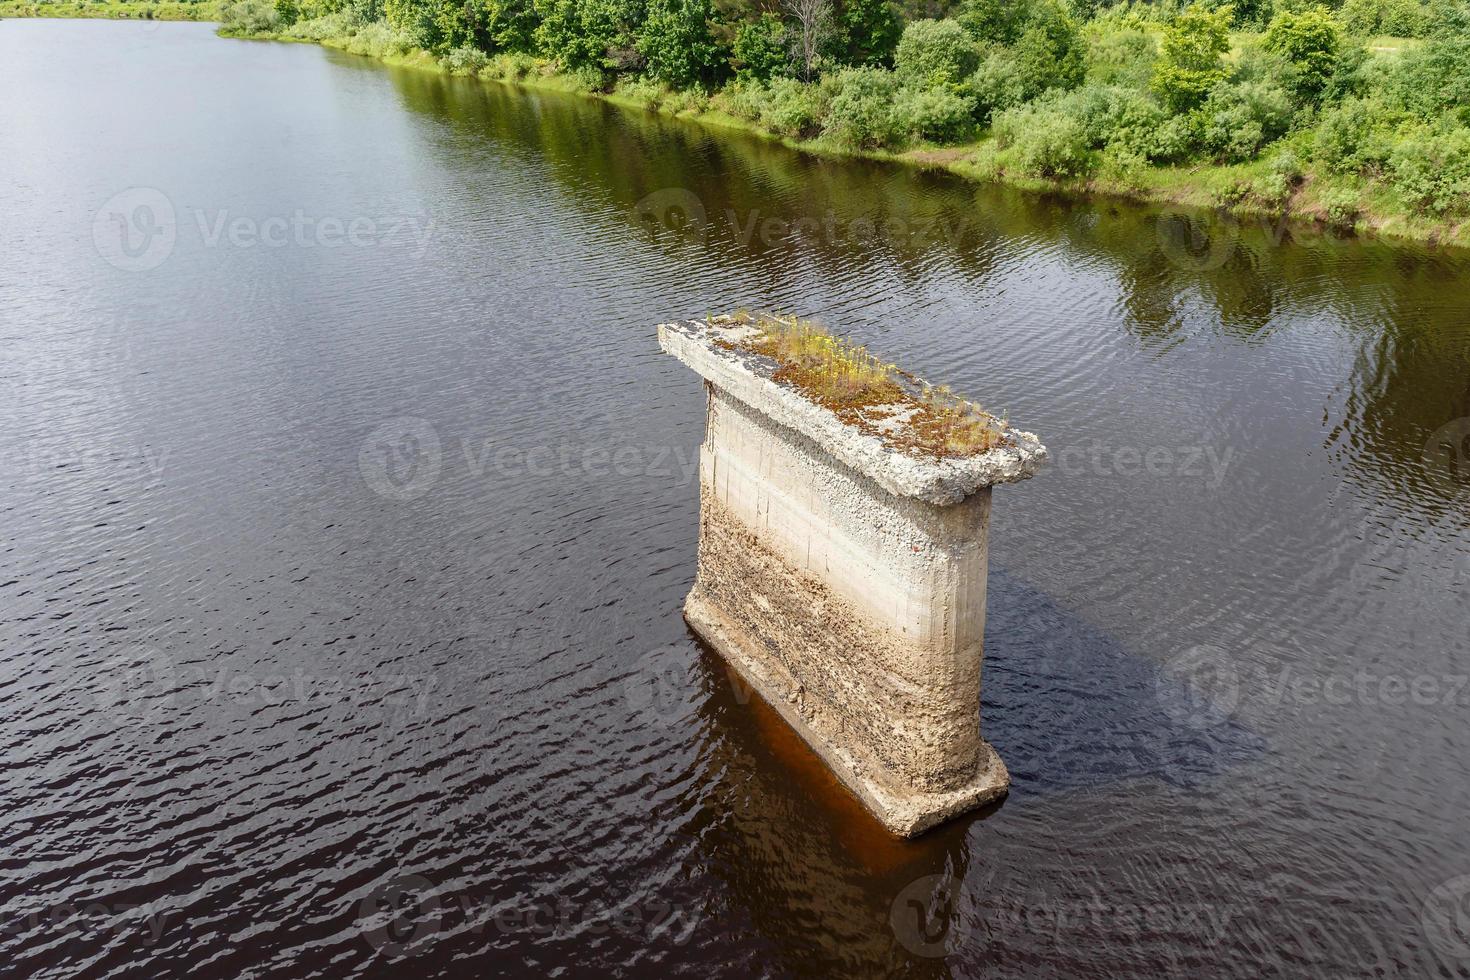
[3,17,1469,979]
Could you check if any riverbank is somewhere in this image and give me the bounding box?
[24,7,1454,249]
[217,21,1466,250]
[0,1,216,19]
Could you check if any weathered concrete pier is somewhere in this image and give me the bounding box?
[660,318,1047,837]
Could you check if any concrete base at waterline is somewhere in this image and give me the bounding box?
[684,588,1010,838]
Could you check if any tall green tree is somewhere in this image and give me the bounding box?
[956,0,1027,45]
[732,11,791,79]
[894,18,978,87]
[484,0,539,50]
[534,0,643,73]
[386,0,451,48]
[1264,6,1343,105]
[639,0,724,86]
[838,0,901,66]
[1013,0,1083,96]
[1151,4,1232,113]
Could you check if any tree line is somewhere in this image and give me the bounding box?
[222,0,1470,219]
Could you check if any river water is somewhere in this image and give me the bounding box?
[2,18,1468,979]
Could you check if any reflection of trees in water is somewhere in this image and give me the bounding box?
[380,66,1007,318]
[382,63,1470,505]
[998,197,1470,504]
[1329,294,1470,506]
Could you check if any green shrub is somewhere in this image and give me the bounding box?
[1312,95,1404,173]
[219,0,278,32]
[1151,3,1231,113]
[1339,0,1440,37]
[822,67,904,147]
[755,77,829,137]
[992,100,1095,177]
[895,85,979,142]
[957,0,1028,45]
[1012,0,1085,96]
[732,12,789,81]
[278,11,359,39]
[341,19,416,57]
[441,44,489,74]
[1067,83,1170,157]
[1098,144,1149,188]
[1389,125,1470,213]
[1318,185,1362,226]
[485,51,541,79]
[1197,79,1294,161]
[1149,112,1200,162]
[616,75,666,108]
[1379,34,1470,118]
[721,79,765,120]
[664,86,710,112]
[1248,148,1305,203]
[1084,26,1158,88]
[894,19,980,88]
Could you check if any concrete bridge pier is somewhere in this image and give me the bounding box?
[659,319,1047,837]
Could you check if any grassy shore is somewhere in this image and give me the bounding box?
[13,6,1462,248]
[216,20,1467,250]
[0,0,217,18]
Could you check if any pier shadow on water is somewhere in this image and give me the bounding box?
[982,567,1266,800]
[675,567,1264,977]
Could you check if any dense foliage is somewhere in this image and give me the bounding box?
[219,0,1470,216]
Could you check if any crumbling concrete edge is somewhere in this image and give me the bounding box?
[658,319,1048,506]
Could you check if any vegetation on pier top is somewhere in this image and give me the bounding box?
[714,311,1009,458]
